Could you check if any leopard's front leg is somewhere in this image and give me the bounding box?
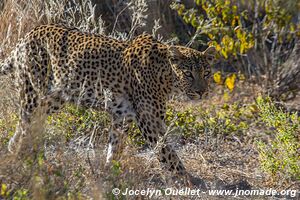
[105,124,126,165]
[134,98,190,182]
[105,97,135,166]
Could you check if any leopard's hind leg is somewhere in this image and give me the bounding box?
[8,72,42,153]
[8,40,68,153]
[8,82,67,153]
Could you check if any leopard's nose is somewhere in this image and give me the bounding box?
[195,89,204,96]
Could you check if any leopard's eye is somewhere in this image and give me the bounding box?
[203,70,210,77]
[182,70,193,78]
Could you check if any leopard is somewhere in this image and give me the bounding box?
[0,24,217,183]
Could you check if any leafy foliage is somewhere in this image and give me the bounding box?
[256,96,300,180]
[48,105,110,142]
[166,102,254,140]
[212,70,245,93]
[171,0,254,58]
[0,113,18,145]
[171,0,299,59]
[128,102,254,146]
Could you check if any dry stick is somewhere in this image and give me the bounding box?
[227,168,253,179]
[186,28,201,48]
[128,0,148,39]
[87,150,96,177]
[185,19,225,47]
[111,2,132,35]
[152,19,163,40]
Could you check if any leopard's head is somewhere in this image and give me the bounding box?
[168,46,217,100]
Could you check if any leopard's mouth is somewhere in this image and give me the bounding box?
[186,93,202,100]
[186,90,209,100]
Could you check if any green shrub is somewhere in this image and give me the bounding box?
[166,107,200,138]
[128,102,253,147]
[171,0,255,58]
[256,96,300,180]
[171,0,298,59]
[0,113,18,146]
[198,103,252,137]
[47,105,110,142]
[12,188,29,200]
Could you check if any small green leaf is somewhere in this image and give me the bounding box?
[1,184,8,196]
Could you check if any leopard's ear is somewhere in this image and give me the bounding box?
[202,46,218,65]
[168,46,184,60]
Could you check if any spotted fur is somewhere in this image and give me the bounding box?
[0,24,217,179]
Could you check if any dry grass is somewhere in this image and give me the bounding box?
[1,81,299,199]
